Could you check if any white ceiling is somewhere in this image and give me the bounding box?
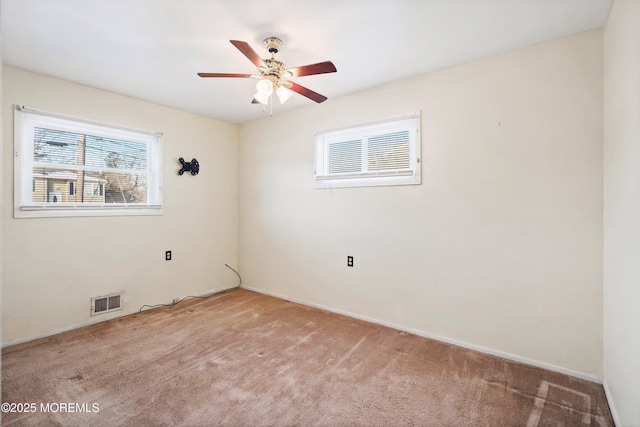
[2,0,612,124]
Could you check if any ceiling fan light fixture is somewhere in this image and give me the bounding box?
[276,86,293,104]
[256,78,273,96]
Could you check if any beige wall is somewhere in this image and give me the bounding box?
[2,66,239,343]
[604,0,640,424]
[239,30,604,377]
[1,39,4,357]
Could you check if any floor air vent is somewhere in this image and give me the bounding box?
[91,293,123,316]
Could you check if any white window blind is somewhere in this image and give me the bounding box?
[14,105,163,218]
[314,112,421,188]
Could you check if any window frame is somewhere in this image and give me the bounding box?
[14,105,163,218]
[314,112,421,189]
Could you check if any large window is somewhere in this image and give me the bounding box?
[314,113,421,188]
[14,106,163,218]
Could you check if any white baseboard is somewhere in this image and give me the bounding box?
[602,380,621,427]
[242,285,604,384]
[2,285,238,348]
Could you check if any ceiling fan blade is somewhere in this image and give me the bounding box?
[287,61,337,77]
[230,40,265,68]
[197,73,254,78]
[288,82,328,103]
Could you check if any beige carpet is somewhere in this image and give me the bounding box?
[2,289,613,426]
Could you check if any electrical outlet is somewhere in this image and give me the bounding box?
[347,256,354,267]
[165,250,172,261]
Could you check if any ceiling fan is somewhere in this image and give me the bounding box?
[198,37,337,108]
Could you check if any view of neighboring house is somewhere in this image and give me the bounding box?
[33,168,106,204]
[30,126,148,205]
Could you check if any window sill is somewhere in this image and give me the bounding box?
[14,205,163,219]
[314,174,421,189]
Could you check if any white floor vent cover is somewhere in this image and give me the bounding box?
[91,293,123,316]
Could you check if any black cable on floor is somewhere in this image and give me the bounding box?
[138,264,242,312]
[225,263,242,289]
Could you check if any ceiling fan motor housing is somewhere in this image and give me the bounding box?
[261,58,290,80]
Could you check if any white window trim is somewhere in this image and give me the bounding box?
[314,112,421,189]
[14,105,163,218]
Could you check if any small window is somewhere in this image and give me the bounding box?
[314,113,421,188]
[14,106,163,218]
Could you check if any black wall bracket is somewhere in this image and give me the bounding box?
[178,157,199,176]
